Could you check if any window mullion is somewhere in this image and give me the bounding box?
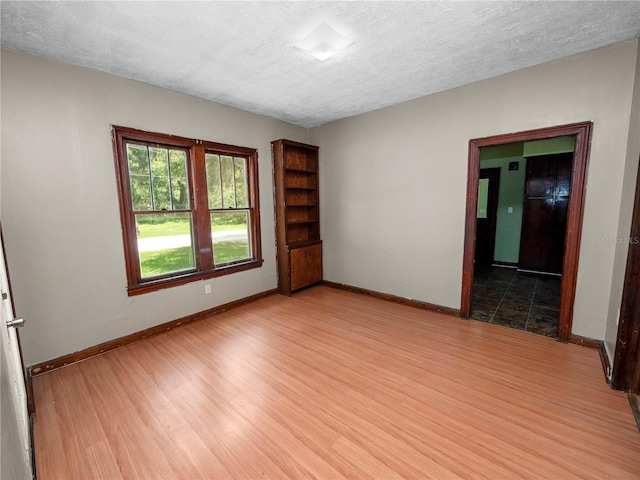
[232,157,237,208]
[167,148,174,210]
[193,145,213,270]
[146,146,155,211]
[218,155,224,208]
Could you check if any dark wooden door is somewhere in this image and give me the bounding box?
[519,153,572,274]
[612,156,640,393]
[475,168,500,265]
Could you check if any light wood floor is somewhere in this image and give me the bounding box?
[33,286,640,479]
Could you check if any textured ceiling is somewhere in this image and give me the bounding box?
[2,1,640,128]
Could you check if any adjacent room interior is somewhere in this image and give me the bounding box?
[471,136,576,338]
[1,2,640,479]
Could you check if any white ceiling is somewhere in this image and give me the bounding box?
[2,1,640,128]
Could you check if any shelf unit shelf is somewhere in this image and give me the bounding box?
[272,139,322,296]
[286,219,317,225]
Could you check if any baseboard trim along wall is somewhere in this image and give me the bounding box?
[628,394,640,433]
[598,342,613,384]
[568,334,602,349]
[25,370,35,415]
[322,280,461,317]
[29,289,278,377]
[491,261,518,269]
[568,334,611,384]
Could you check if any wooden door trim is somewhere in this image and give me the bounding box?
[461,122,593,342]
[611,155,640,393]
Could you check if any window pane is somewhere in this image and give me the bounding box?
[150,147,171,210]
[205,154,222,208]
[169,150,189,209]
[220,155,235,208]
[211,211,250,265]
[136,213,195,278]
[127,144,152,211]
[234,157,248,208]
[129,175,152,211]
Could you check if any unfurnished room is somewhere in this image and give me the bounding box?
[1,1,640,479]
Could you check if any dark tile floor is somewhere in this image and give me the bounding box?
[471,265,561,338]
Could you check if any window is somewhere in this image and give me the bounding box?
[112,126,262,295]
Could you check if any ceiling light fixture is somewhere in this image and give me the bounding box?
[295,22,352,61]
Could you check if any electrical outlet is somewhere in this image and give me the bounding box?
[205,284,211,294]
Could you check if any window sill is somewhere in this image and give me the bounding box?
[126,258,264,296]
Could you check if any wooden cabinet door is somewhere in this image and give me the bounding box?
[305,243,323,285]
[290,243,322,291]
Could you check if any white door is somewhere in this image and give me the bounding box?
[0,234,32,479]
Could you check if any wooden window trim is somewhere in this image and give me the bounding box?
[112,125,263,296]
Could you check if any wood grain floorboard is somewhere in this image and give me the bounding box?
[32,286,640,479]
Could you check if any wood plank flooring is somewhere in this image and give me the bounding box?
[32,286,640,479]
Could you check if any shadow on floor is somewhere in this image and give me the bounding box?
[471,265,561,338]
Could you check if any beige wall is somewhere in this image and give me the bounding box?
[2,40,639,366]
[604,40,640,363]
[310,40,639,340]
[0,48,307,366]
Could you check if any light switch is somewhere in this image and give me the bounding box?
[508,206,513,214]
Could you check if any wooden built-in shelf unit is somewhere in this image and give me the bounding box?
[272,139,322,295]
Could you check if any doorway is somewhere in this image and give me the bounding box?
[472,151,568,337]
[461,122,593,342]
[475,168,500,265]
